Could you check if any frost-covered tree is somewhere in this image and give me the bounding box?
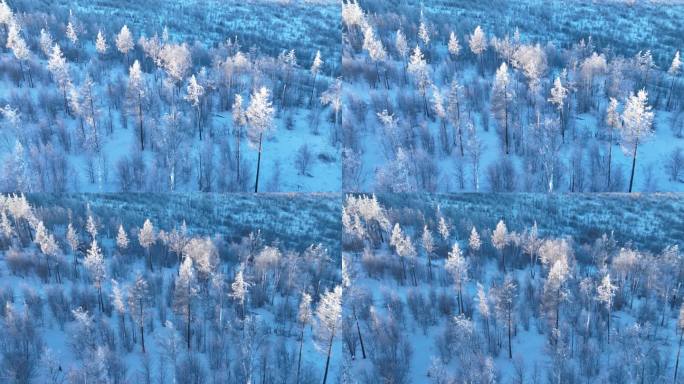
[605,97,620,189]
[316,286,342,384]
[548,76,568,140]
[468,226,481,255]
[128,273,149,353]
[47,44,71,114]
[116,224,129,251]
[491,62,513,154]
[185,74,205,139]
[310,50,324,102]
[296,291,312,384]
[494,274,517,359]
[84,239,106,312]
[6,20,31,86]
[230,266,250,319]
[246,86,275,192]
[596,273,617,344]
[139,218,156,270]
[232,94,247,185]
[39,28,53,57]
[620,89,654,192]
[65,21,78,46]
[418,15,430,46]
[363,25,387,88]
[85,214,97,241]
[667,51,681,110]
[95,30,107,55]
[395,29,409,74]
[447,78,464,155]
[491,219,509,271]
[115,25,134,64]
[445,242,469,314]
[675,303,684,383]
[174,256,198,350]
[128,60,146,150]
[448,31,460,63]
[408,45,430,116]
[421,225,435,280]
[468,26,487,72]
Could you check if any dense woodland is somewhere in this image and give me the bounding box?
[0,0,341,192]
[341,0,684,192]
[341,194,684,383]
[0,193,342,383]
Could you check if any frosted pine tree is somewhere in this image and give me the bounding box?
[296,291,313,384]
[421,225,435,281]
[408,45,430,117]
[362,26,387,88]
[548,76,568,141]
[667,51,681,110]
[95,30,107,56]
[232,94,247,185]
[445,242,469,313]
[432,85,449,153]
[675,303,684,382]
[39,28,53,58]
[230,266,250,320]
[492,62,514,154]
[185,74,205,139]
[418,15,430,46]
[128,273,149,353]
[47,44,71,114]
[316,286,343,384]
[86,214,98,240]
[605,97,620,189]
[310,50,324,103]
[139,218,156,270]
[620,89,654,192]
[492,219,510,271]
[6,20,31,86]
[116,224,129,251]
[245,86,275,192]
[495,274,517,358]
[65,21,78,46]
[596,273,617,344]
[469,226,481,255]
[469,26,487,72]
[84,239,106,312]
[447,78,464,155]
[395,29,409,78]
[448,31,461,62]
[128,60,146,150]
[115,24,134,64]
[173,256,198,350]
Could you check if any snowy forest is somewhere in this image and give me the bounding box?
[341,0,684,192]
[0,0,341,192]
[0,193,343,383]
[341,193,684,383]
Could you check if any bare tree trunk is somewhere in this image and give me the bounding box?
[674,331,682,383]
[322,329,335,384]
[254,133,263,192]
[629,139,639,193]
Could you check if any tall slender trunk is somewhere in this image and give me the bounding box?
[296,326,304,384]
[507,312,513,358]
[236,125,242,186]
[322,329,335,384]
[254,133,263,192]
[607,127,613,189]
[354,309,366,359]
[504,93,509,155]
[674,331,682,383]
[628,139,639,193]
[140,298,146,353]
[186,306,191,350]
[138,93,144,151]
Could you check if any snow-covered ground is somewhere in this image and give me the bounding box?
[340,193,684,383]
[0,193,343,383]
[342,0,684,192]
[0,0,341,192]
